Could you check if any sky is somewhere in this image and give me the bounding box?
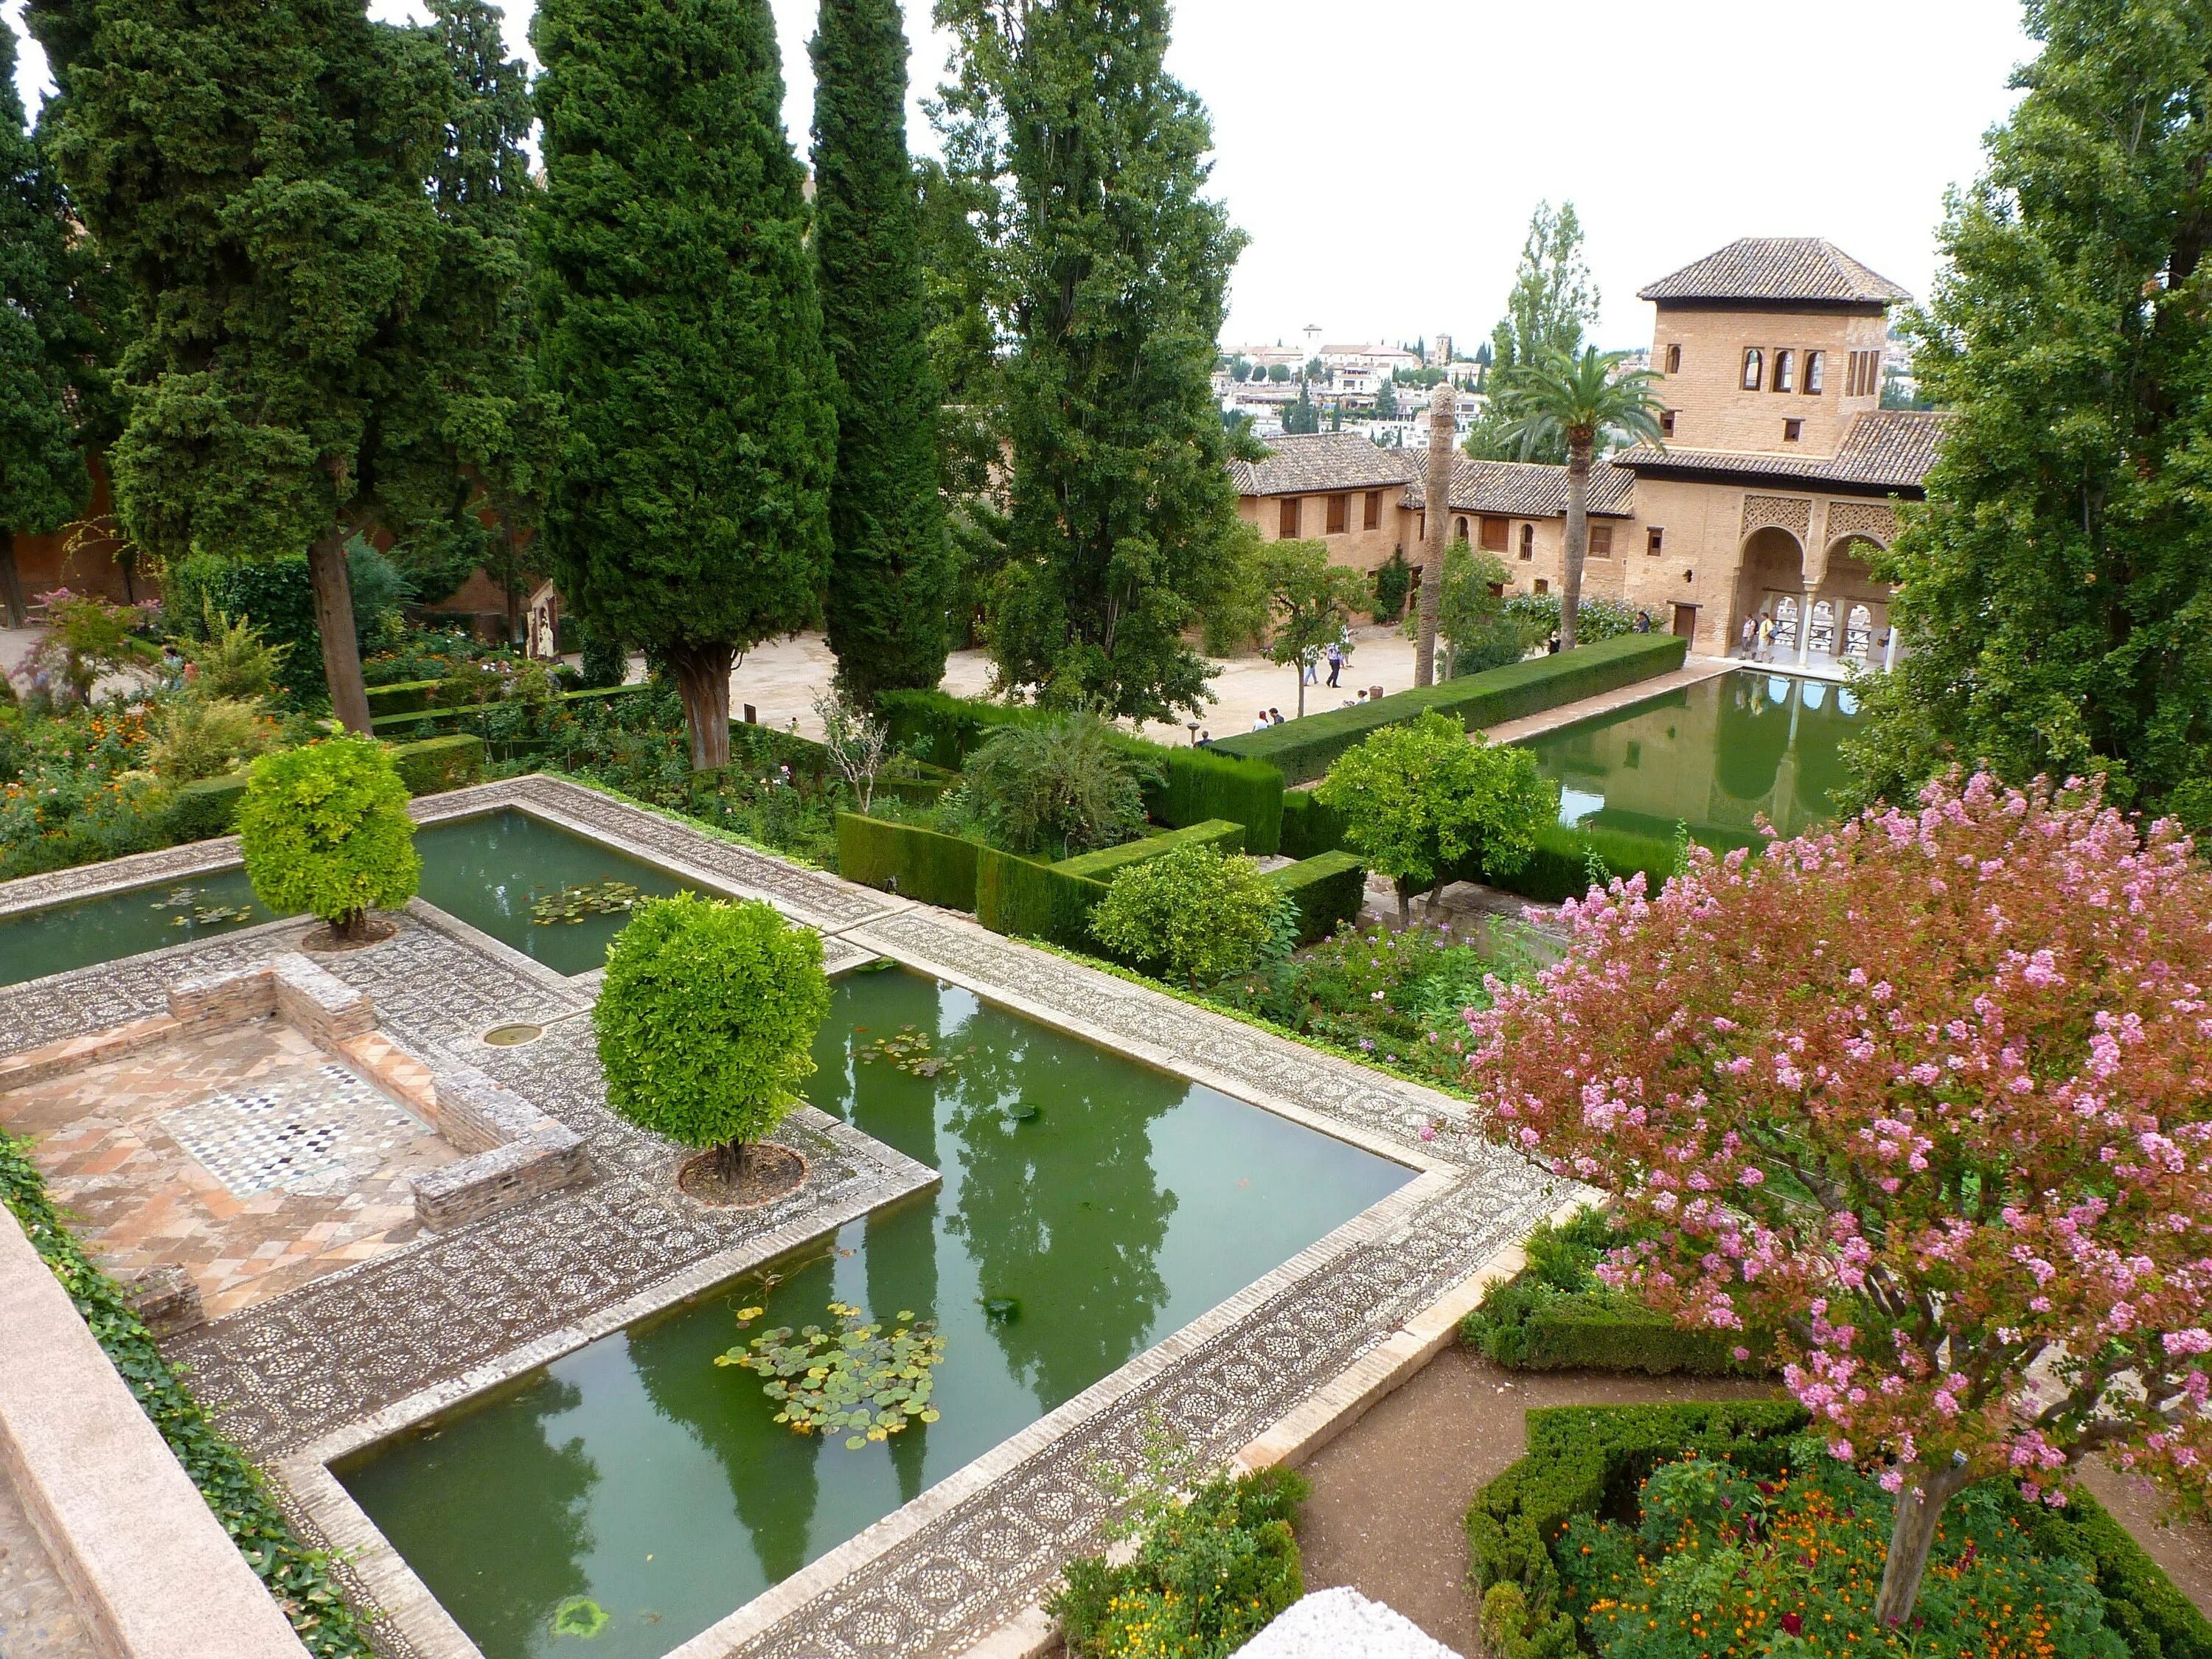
[7,0,2037,351]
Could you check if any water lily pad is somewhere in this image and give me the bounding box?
[1006,1101,1040,1123]
[551,1596,611,1638]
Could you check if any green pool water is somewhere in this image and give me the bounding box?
[0,808,691,987]
[1520,669,1864,851]
[336,970,1413,1659]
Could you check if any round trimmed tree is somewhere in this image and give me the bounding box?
[1089,843,1288,986]
[594,894,830,1179]
[237,737,421,939]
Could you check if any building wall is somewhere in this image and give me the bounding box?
[5,458,149,608]
[1237,490,1408,573]
[1649,305,1888,456]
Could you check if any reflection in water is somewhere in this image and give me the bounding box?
[339,969,1411,1659]
[1521,669,1864,849]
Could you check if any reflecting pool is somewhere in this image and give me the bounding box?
[1519,669,1863,850]
[337,969,1413,1659]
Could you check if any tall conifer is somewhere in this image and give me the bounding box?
[0,22,88,625]
[812,0,950,703]
[936,0,1246,723]
[533,0,835,769]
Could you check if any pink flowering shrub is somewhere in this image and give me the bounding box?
[1465,772,2212,1624]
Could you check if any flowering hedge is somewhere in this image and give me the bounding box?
[1466,773,2212,1622]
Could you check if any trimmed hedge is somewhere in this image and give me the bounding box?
[363,677,442,718]
[161,773,249,843]
[1264,850,1366,945]
[2010,1488,2212,1659]
[1464,1282,1753,1375]
[1057,817,1245,877]
[1497,820,1680,905]
[1210,633,1688,785]
[391,733,485,796]
[835,813,981,910]
[877,757,959,807]
[366,682,649,738]
[975,846,1108,949]
[1,1134,373,1656]
[1277,787,1349,860]
[875,687,1040,768]
[1148,748,1284,855]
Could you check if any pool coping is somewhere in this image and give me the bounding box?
[0,774,1565,1659]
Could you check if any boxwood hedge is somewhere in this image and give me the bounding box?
[1263,850,1366,945]
[835,813,982,910]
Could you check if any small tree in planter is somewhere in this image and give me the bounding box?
[594,893,830,1191]
[1315,711,1557,925]
[1090,843,1293,986]
[1465,773,2212,1626]
[236,737,420,942]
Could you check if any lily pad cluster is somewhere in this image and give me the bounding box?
[856,1025,968,1079]
[147,886,254,928]
[716,1301,945,1450]
[530,879,641,927]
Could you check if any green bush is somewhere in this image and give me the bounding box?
[836,813,981,909]
[1262,850,1366,945]
[162,773,249,842]
[1,1135,372,1657]
[1055,817,1245,877]
[974,847,1110,948]
[1090,842,1291,984]
[1371,549,1412,623]
[363,678,443,718]
[576,625,630,690]
[956,714,1159,856]
[1051,1467,1310,1659]
[1278,787,1349,858]
[876,687,1043,768]
[1502,589,1641,645]
[2008,1487,2212,1659]
[594,894,830,1169]
[168,546,410,701]
[237,737,420,936]
[1150,747,1284,855]
[390,734,484,796]
[1210,633,1688,785]
[877,756,960,807]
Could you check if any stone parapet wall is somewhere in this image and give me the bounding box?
[401,1062,588,1232]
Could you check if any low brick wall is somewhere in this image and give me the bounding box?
[405,1064,588,1232]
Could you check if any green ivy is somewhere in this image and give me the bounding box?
[0,1134,374,1656]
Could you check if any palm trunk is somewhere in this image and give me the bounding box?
[1873,1459,1973,1627]
[0,530,26,628]
[1415,385,1455,687]
[671,641,736,771]
[1560,441,1590,654]
[307,526,373,734]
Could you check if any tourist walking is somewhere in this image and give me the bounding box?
[1325,640,1344,688]
[1756,613,1775,664]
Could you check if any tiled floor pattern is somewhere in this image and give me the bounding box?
[0,1464,97,1659]
[0,1020,456,1318]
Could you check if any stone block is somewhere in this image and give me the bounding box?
[166,965,277,1028]
[116,1263,204,1338]
[271,956,374,1050]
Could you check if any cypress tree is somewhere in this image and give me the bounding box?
[29,0,480,731]
[534,0,835,769]
[1845,0,2212,821]
[936,0,1248,724]
[812,0,951,703]
[0,21,87,626]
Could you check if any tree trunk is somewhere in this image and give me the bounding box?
[1295,660,1307,718]
[0,530,26,628]
[337,906,369,941]
[1394,876,1414,928]
[1415,385,1456,688]
[1874,1459,1973,1627]
[307,526,374,734]
[1560,441,1590,653]
[672,641,737,771]
[714,1139,749,1186]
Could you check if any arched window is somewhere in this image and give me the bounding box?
[1844,604,1873,661]
[1519,524,1534,560]
[1741,349,1764,391]
[1664,344,1682,374]
[1804,351,1826,394]
[1773,594,1800,651]
[1455,516,1469,540]
[1809,599,1835,656]
[1773,349,1796,393]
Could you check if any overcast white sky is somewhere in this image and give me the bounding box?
[8,0,2036,350]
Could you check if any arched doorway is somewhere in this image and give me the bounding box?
[1816,538,1891,671]
[1733,526,1806,658]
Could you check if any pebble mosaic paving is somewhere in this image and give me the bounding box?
[0,776,1568,1659]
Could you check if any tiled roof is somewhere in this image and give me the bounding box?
[1638,238,1913,306]
[1612,410,1951,493]
[1402,457,1636,519]
[1227,434,1418,497]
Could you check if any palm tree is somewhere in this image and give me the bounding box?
[1498,347,1666,650]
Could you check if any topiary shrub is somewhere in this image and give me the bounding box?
[236,737,420,940]
[593,894,830,1182]
[1089,841,1293,985]
[576,625,629,691]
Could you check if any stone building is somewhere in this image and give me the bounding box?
[1225,237,1948,672]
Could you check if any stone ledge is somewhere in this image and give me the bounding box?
[0,1210,309,1659]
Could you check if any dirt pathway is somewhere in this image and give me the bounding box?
[1293,1345,2212,1656]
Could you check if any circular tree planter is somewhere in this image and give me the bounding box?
[677,1143,807,1208]
[299,914,400,953]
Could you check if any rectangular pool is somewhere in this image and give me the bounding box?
[1520,669,1863,849]
[335,968,1413,1659]
[0,809,692,987]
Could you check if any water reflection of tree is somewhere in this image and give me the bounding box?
[942,1018,1180,1413]
[449,1377,597,1657]
[1716,673,1791,804]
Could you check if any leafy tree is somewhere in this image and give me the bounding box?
[1280,382,1321,436]
[936,0,1248,723]
[813,0,952,703]
[1315,710,1557,925]
[1266,363,1292,383]
[0,24,88,628]
[1091,843,1291,986]
[1467,773,2212,1624]
[594,893,830,1180]
[1496,347,1665,650]
[953,713,1158,856]
[1845,0,2212,821]
[237,737,421,939]
[1462,201,1598,464]
[1254,540,1363,717]
[30,0,510,733]
[1432,539,1521,677]
[532,0,835,769]
[1372,377,1399,420]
